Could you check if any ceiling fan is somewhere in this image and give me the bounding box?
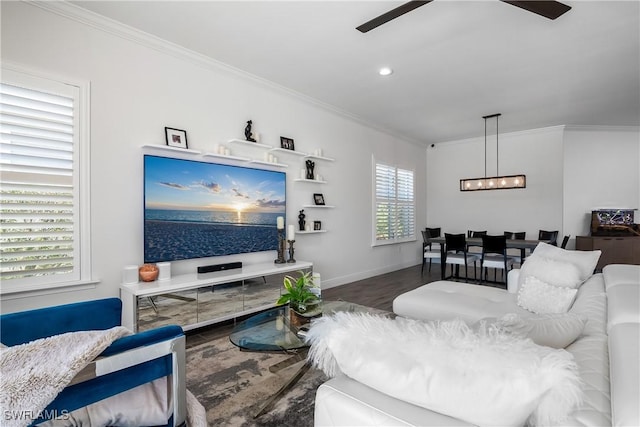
[356,0,571,33]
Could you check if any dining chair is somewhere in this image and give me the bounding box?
[481,234,514,286]
[467,230,486,255]
[504,231,526,266]
[421,228,441,274]
[538,230,559,246]
[444,233,480,282]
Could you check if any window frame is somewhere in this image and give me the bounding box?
[1,64,93,295]
[372,156,416,247]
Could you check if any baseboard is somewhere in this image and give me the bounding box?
[320,260,421,290]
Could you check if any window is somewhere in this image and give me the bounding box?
[1,68,90,292]
[374,160,415,245]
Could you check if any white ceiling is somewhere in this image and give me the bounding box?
[70,0,640,145]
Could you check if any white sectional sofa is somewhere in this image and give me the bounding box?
[314,264,639,426]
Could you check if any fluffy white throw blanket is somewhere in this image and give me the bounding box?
[306,312,583,427]
[0,327,129,427]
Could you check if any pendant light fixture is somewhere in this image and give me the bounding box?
[460,113,526,192]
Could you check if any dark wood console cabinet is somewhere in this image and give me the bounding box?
[575,236,640,271]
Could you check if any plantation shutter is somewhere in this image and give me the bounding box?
[0,77,80,285]
[375,162,415,243]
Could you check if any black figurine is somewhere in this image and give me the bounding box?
[305,159,315,180]
[298,209,306,231]
[244,120,256,142]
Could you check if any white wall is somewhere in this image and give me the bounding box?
[426,125,640,248]
[563,126,640,245]
[0,2,426,312]
[426,126,565,239]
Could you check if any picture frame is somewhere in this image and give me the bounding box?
[314,221,322,231]
[165,127,188,149]
[280,136,295,151]
[313,193,325,206]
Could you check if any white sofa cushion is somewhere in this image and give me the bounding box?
[489,312,587,349]
[532,242,601,281]
[393,280,529,324]
[315,376,473,427]
[603,264,640,290]
[307,312,583,427]
[517,276,578,314]
[607,284,640,331]
[608,323,640,427]
[518,254,583,289]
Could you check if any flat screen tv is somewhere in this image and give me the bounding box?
[144,155,286,263]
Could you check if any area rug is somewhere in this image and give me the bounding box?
[186,333,326,427]
[186,301,390,427]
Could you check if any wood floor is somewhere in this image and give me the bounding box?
[321,263,442,312]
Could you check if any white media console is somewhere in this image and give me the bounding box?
[120,260,313,332]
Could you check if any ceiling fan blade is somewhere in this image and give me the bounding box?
[356,1,433,33]
[501,1,571,20]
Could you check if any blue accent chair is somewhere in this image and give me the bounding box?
[0,298,186,426]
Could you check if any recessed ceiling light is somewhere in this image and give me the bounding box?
[379,67,393,76]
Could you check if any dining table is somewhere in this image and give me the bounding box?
[427,236,552,280]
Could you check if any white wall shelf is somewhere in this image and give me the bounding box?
[142,144,202,155]
[304,154,335,162]
[227,138,272,149]
[294,178,327,184]
[202,152,251,162]
[249,160,288,168]
[297,230,327,234]
[302,205,335,208]
[269,147,309,156]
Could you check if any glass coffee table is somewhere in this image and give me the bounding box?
[229,300,390,417]
[229,304,306,352]
[229,300,390,351]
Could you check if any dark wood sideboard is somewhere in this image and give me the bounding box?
[576,236,640,271]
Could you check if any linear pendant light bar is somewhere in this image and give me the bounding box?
[460,113,526,192]
[460,174,526,191]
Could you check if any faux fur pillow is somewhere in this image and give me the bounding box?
[483,313,587,349]
[518,276,578,314]
[307,312,583,427]
[518,254,583,289]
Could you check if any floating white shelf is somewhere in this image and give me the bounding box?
[142,144,202,155]
[269,147,309,156]
[294,178,327,184]
[297,230,327,234]
[227,138,272,149]
[249,160,288,168]
[202,152,251,162]
[304,154,335,162]
[302,205,335,208]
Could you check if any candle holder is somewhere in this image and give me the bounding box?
[287,240,296,263]
[274,229,286,264]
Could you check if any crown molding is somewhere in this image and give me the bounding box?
[26,1,422,146]
[564,125,640,133]
[433,125,567,147]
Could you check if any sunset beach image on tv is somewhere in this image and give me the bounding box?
[144,155,286,263]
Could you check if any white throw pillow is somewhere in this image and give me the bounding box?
[533,242,601,281]
[518,276,578,314]
[307,312,583,427]
[518,254,583,289]
[490,313,587,349]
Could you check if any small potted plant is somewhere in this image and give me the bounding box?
[276,271,320,326]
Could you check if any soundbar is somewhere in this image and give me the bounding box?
[197,261,242,274]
